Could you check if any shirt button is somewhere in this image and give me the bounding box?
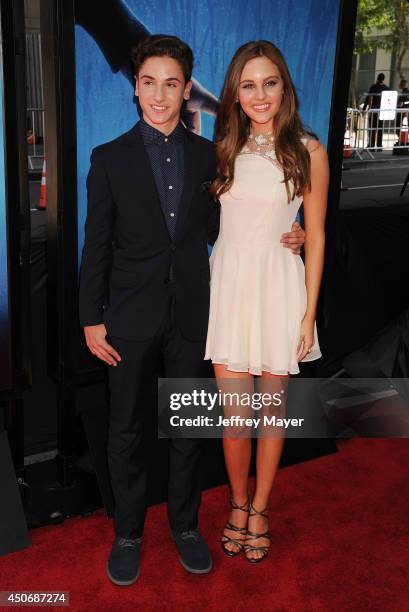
[164,138,168,142]
[166,158,171,162]
[170,212,175,217]
[168,185,173,190]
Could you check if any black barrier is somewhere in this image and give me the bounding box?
[320,0,358,334]
[0,429,30,555]
[0,0,31,401]
[0,0,31,555]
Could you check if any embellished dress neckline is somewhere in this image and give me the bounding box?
[240,131,277,166]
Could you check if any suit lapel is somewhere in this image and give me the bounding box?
[174,132,199,240]
[124,123,171,239]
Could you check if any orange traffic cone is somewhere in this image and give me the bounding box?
[39,159,46,208]
[394,115,409,155]
[399,115,409,145]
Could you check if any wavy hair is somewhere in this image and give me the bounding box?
[210,40,313,201]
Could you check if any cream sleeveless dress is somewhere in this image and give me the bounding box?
[204,134,321,376]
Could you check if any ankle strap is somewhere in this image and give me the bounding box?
[230,494,250,512]
[249,501,269,518]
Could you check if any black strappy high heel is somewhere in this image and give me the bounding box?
[244,501,271,563]
[221,494,250,557]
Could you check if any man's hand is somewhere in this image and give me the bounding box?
[280,221,305,255]
[84,323,121,366]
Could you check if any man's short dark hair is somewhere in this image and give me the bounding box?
[131,34,194,83]
[377,73,385,82]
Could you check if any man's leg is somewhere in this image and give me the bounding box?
[162,297,212,572]
[107,333,160,540]
[369,113,376,148]
[163,334,207,533]
[377,118,383,148]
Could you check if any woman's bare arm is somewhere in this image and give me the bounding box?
[297,139,329,360]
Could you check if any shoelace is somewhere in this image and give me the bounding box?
[118,538,140,549]
[180,530,199,542]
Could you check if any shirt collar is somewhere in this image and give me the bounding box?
[139,118,186,146]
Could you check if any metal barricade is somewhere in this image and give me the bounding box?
[344,91,409,159]
[345,107,409,158]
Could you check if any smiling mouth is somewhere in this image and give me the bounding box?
[151,105,168,112]
[253,104,271,112]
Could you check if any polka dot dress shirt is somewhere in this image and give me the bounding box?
[139,118,185,239]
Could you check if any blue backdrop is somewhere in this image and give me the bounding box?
[0,25,11,388]
[75,0,340,262]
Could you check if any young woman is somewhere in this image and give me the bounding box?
[205,41,329,563]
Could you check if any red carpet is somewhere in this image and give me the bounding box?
[1,439,409,612]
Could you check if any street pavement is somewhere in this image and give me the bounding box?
[341,150,409,210]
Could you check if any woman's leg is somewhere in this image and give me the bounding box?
[245,372,289,561]
[214,364,253,554]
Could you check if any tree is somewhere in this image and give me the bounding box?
[393,0,409,80]
[351,0,409,104]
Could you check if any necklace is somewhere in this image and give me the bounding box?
[248,132,274,146]
[241,130,278,164]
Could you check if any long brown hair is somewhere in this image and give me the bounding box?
[211,40,313,201]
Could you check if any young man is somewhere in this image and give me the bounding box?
[79,34,305,586]
[364,73,389,150]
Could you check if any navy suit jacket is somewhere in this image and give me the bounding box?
[79,122,219,341]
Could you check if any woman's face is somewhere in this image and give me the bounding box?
[238,56,284,133]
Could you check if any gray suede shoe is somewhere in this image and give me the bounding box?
[106,537,142,586]
[171,530,212,574]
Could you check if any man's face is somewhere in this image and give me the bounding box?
[135,56,192,134]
